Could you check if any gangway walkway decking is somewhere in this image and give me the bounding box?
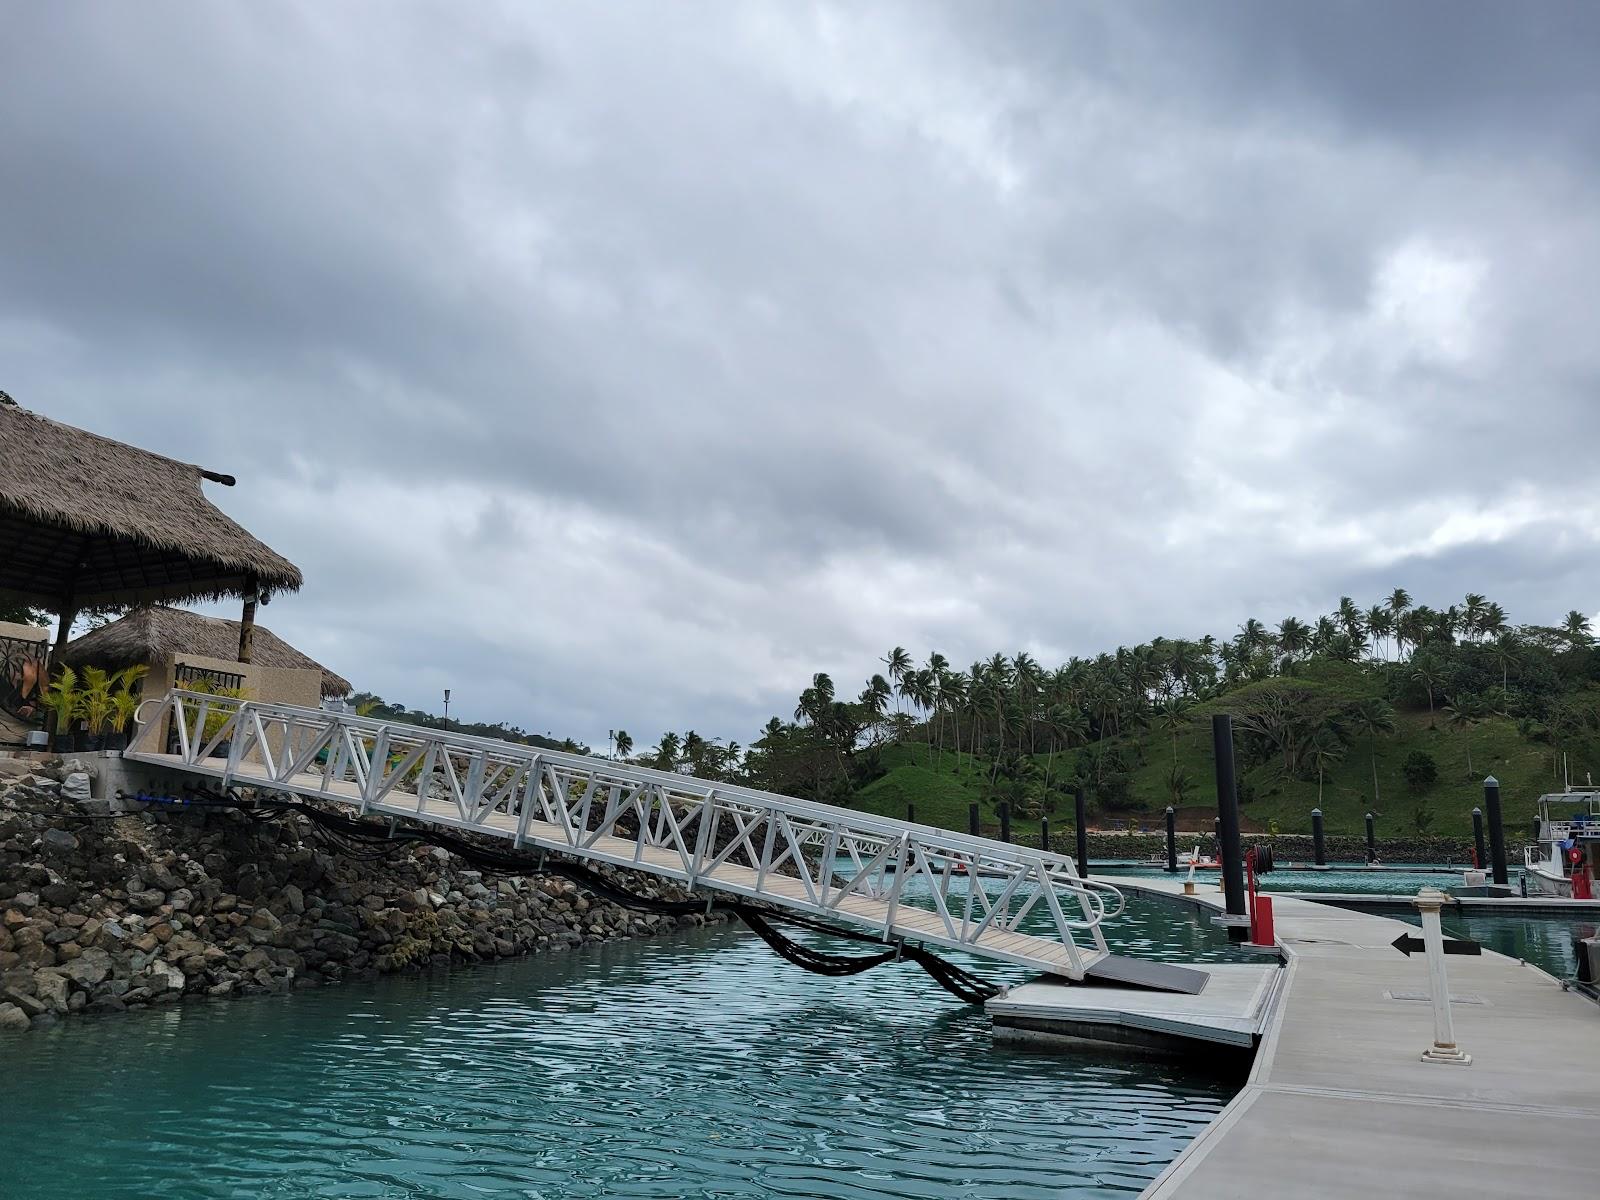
[126,690,1123,979]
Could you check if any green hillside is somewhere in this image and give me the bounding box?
[854,712,1588,840]
[649,589,1600,847]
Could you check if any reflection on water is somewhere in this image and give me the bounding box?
[1400,910,1597,979]
[4,915,1237,1200]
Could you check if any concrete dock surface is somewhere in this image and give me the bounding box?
[1106,875,1600,1198]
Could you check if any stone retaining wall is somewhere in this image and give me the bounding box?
[0,759,721,1034]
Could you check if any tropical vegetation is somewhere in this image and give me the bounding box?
[618,591,1600,837]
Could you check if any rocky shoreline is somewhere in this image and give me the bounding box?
[0,758,722,1033]
[2,757,1508,1035]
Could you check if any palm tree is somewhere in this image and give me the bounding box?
[1412,661,1441,728]
[861,674,891,744]
[1153,698,1190,766]
[613,729,633,760]
[1562,610,1593,647]
[985,652,1013,756]
[1336,596,1364,643]
[1462,594,1487,642]
[942,671,969,768]
[653,732,681,771]
[1444,695,1487,776]
[1277,617,1310,667]
[881,647,912,728]
[1307,726,1346,807]
[1350,698,1395,806]
[1388,587,1412,656]
[1397,609,1427,659]
[1312,616,1338,655]
[1237,618,1271,658]
[1013,651,1042,753]
[906,668,937,761]
[1489,632,1520,710]
[1166,639,1209,696]
[926,653,949,759]
[681,730,707,773]
[1041,703,1086,796]
[1365,605,1393,660]
[1479,601,1508,641]
[1439,604,1462,644]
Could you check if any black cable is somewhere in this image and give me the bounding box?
[124,786,1002,1004]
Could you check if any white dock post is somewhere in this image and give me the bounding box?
[1414,887,1471,1066]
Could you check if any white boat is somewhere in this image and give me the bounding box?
[1142,846,1221,870]
[1522,791,1600,898]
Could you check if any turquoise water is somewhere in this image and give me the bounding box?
[3,895,1239,1200]
[1400,910,1595,979]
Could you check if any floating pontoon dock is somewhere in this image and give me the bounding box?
[1104,876,1600,1198]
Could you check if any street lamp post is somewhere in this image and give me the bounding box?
[443,689,451,723]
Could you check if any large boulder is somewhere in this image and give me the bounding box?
[39,881,78,907]
[127,889,166,913]
[144,963,185,994]
[60,948,112,988]
[33,970,70,1014]
[0,1002,30,1032]
[40,828,80,856]
[146,863,183,892]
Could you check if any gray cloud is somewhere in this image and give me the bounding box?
[3,1,1598,748]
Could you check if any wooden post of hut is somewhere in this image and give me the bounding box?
[45,562,80,741]
[238,575,258,665]
[48,560,80,671]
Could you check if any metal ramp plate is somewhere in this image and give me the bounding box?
[1082,955,1209,995]
[989,963,1282,1050]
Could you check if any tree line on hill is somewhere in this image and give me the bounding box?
[653,591,1600,826]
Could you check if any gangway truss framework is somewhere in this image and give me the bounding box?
[126,691,1124,979]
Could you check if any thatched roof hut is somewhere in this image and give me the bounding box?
[0,401,302,611]
[62,605,351,697]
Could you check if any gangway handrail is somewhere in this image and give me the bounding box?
[127,689,1124,977]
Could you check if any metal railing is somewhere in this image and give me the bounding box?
[174,662,245,692]
[129,690,1123,976]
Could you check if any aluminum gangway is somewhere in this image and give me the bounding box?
[125,690,1124,979]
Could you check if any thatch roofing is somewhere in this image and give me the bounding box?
[62,605,351,697]
[0,402,303,608]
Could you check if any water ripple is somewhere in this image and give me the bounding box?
[4,904,1236,1199]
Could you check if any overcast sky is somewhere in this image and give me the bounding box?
[4,3,1598,749]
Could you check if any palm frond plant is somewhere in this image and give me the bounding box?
[43,665,81,752]
[201,684,247,753]
[104,665,148,751]
[77,666,115,750]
